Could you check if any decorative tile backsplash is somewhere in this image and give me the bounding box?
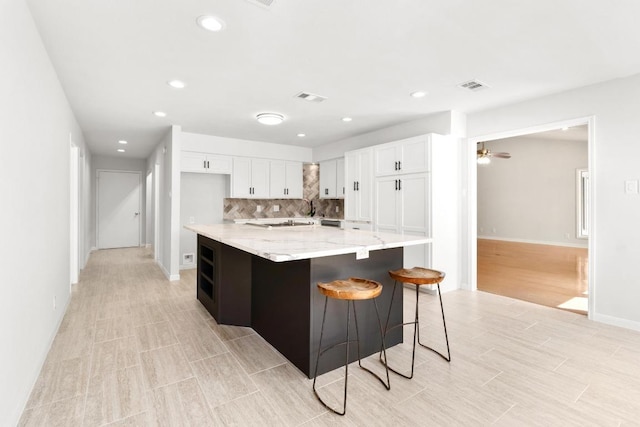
[223,163,344,220]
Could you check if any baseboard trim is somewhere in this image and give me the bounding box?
[14,296,70,426]
[592,312,640,332]
[157,260,180,281]
[179,264,196,271]
[477,236,588,249]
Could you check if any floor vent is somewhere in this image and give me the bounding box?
[458,79,489,91]
[295,91,327,103]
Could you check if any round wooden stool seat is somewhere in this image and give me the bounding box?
[388,267,445,285]
[317,277,382,301]
[318,277,382,300]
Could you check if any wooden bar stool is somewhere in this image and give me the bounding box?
[381,267,450,379]
[312,277,390,416]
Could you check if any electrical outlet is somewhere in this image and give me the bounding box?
[273,205,279,212]
[189,216,195,224]
[335,206,339,213]
[256,205,263,212]
[625,180,638,194]
[565,233,570,239]
[479,227,484,233]
[492,228,496,234]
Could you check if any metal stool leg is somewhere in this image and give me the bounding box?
[312,296,351,415]
[353,300,390,390]
[417,283,451,362]
[313,296,390,415]
[379,281,420,379]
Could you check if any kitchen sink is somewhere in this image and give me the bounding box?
[245,220,316,228]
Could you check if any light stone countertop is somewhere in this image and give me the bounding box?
[185,223,431,262]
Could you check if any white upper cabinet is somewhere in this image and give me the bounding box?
[231,158,270,198]
[319,159,338,198]
[344,148,373,222]
[181,151,232,174]
[269,161,303,199]
[374,135,430,176]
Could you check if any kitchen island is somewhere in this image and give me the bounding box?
[185,223,430,377]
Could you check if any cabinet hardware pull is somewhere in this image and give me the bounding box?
[398,179,401,190]
[207,160,210,169]
[395,179,398,190]
[203,160,207,169]
[356,181,359,191]
[325,188,328,195]
[353,182,356,191]
[398,161,401,170]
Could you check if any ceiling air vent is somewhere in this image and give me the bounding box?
[458,79,489,92]
[295,91,327,103]
[246,0,275,8]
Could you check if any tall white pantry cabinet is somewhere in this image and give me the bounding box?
[371,133,459,291]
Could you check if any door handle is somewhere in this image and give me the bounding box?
[134,212,140,216]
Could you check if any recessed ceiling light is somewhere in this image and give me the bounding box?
[562,127,569,131]
[297,133,306,137]
[196,15,225,32]
[167,80,186,89]
[117,149,125,153]
[153,111,167,117]
[342,117,352,122]
[118,140,127,145]
[256,113,284,125]
[410,91,427,98]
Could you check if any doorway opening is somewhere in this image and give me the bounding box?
[468,118,594,317]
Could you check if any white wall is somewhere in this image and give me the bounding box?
[313,111,466,161]
[146,126,181,280]
[477,136,588,247]
[91,155,147,249]
[0,0,91,424]
[182,131,312,162]
[180,173,229,269]
[467,72,640,330]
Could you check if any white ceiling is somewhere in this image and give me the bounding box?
[26,0,640,158]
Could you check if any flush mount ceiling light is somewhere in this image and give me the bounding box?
[167,80,186,89]
[342,117,353,122]
[256,112,284,125]
[196,15,225,32]
[153,111,167,117]
[297,133,306,137]
[410,91,427,98]
[117,149,125,153]
[118,140,127,145]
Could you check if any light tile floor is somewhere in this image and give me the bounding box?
[19,248,640,426]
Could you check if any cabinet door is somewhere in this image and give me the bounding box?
[181,151,208,173]
[344,153,358,220]
[285,161,303,199]
[336,158,345,199]
[374,144,400,176]
[399,137,429,174]
[251,159,270,198]
[319,160,337,198]
[232,158,251,198]
[357,150,373,222]
[269,161,287,198]
[207,155,232,174]
[399,173,430,233]
[375,176,399,232]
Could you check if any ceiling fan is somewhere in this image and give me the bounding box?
[477,142,511,164]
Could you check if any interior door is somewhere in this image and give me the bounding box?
[97,170,141,249]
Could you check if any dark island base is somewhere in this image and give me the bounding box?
[196,235,403,378]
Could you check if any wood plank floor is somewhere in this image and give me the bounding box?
[19,247,640,426]
[478,239,588,315]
